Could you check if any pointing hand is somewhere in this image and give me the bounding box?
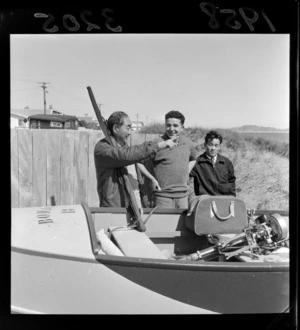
[166,136,178,149]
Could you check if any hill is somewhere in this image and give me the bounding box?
[230,125,289,133]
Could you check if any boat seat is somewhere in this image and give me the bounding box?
[108,227,168,259]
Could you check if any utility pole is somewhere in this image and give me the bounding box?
[134,113,140,131]
[37,82,51,114]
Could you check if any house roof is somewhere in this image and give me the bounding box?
[11,109,53,117]
[11,113,27,119]
[28,114,78,123]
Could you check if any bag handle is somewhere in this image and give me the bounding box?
[210,201,235,221]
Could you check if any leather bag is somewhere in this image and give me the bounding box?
[185,195,248,235]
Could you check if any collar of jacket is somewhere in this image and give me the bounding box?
[198,152,225,164]
[112,135,130,147]
[103,134,117,146]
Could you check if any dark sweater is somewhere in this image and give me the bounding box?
[150,134,197,198]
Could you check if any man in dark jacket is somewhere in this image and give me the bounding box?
[94,111,177,207]
[190,130,236,197]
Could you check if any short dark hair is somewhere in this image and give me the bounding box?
[165,110,185,125]
[107,111,129,134]
[204,130,223,144]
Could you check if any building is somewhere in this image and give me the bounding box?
[77,116,93,124]
[11,108,80,130]
[131,121,144,131]
[28,114,79,130]
[77,117,100,130]
[11,108,62,128]
[91,120,100,130]
[10,113,28,129]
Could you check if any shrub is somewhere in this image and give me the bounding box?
[141,125,289,158]
[244,135,289,158]
[140,123,165,134]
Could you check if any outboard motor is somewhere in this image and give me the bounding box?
[181,195,289,262]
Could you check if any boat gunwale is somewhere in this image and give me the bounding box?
[89,206,289,216]
[94,252,290,272]
[11,245,289,273]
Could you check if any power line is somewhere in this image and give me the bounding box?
[133,113,141,131]
[11,78,40,83]
[51,86,88,104]
[11,87,41,93]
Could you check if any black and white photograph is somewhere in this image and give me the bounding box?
[4,2,297,324]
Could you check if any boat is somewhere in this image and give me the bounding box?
[11,201,289,314]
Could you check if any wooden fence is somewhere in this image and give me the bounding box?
[11,129,159,208]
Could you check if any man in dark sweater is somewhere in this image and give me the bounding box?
[190,131,236,197]
[148,111,197,208]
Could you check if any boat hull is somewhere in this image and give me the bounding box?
[11,204,290,314]
[11,246,289,314]
[11,248,216,314]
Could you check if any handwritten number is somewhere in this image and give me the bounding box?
[34,10,122,33]
[43,14,59,33]
[38,219,53,224]
[102,8,122,32]
[35,13,59,33]
[80,10,101,31]
[261,10,276,32]
[62,14,80,32]
[239,7,259,32]
[199,2,220,30]
[220,9,241,30]
[199,2,276,32]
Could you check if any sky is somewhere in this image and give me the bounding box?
[10,34,289,129]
